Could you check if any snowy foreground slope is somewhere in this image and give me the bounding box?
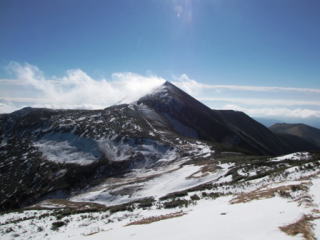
[1,152,320,240]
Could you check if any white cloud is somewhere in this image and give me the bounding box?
[0,97,48,103]
[172,74,204,95]
[1,62,165,113]
[200,97,320,106]
[0,102,20,114]
[221,104,320,119]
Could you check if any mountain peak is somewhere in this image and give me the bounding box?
[162,80,170,85]
[156,80,179,92]
[162,80,175,87]
[138,81,183,103]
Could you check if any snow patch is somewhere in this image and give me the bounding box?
[34,133,101,165]
[98,137,178,166]
[270,152,311,162]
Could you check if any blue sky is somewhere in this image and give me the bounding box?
[0,0,320,126]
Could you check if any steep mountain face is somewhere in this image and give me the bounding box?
[270,123,320,149]
[213,110,292,155]
[275,133,320,152]
[138,81,291,155]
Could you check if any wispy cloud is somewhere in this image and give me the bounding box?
[0,101,21,114]
[0,79,28,85]
[206,85,320,94]
[0,97,48,103]
[173,74,320,94]
[200,97,320,106]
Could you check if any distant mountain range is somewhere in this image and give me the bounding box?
[270,123,320,149]
[254,117,281,127]
[255,117,320,129]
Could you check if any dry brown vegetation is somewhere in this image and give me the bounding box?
[187,164,217,179]
[230,184,308,204]
[280,215,317,240]
[27,199,107,211]
[125,211,186,226]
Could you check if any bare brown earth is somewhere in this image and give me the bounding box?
[125,211,186,226]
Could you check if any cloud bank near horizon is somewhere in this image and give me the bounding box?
[1,62,320,121]
[0,62,165,112]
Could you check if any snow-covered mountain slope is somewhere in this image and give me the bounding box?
[0,81,318,211]
[1,152,320,240]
